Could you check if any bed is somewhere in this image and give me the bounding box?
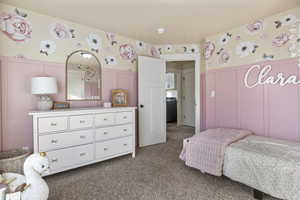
[180,129,300,200]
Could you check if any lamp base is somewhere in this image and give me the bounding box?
[37,95,53,110]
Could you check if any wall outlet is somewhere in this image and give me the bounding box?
[22,146,30,151]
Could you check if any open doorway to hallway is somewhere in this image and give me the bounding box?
[166,61,195,130]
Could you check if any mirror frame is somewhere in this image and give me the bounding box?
[65,50,102,101]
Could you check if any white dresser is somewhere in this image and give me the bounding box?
[29,107,136,175]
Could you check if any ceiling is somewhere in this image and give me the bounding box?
[1,0,300,44]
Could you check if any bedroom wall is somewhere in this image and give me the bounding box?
[0,3,144,151]
[0,3,200,151]
[203,6,300,141]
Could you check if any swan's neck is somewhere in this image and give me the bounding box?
[24,166,46,186]
[22,165,49,200]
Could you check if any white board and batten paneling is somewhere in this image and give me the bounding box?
[29,107,136,175]
[138,56,167,147]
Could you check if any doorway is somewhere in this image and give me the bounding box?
[138,54,200,147]
[162,53,201,134]
[166,61,195,128]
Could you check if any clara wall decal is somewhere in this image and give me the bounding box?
[244,64,300,88]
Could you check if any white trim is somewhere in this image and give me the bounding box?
[161,53,201,134]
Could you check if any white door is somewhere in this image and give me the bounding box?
[182,69,195,127]
[138,56,166,147]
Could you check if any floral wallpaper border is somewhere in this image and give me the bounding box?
[204,6,300,70]
[0,3,200,72]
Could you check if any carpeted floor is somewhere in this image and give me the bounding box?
[46,124,279,200]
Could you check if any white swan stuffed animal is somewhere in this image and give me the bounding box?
[3,153,50,200]
[21,153,50,200]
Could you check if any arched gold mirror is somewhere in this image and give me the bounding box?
[66,50,102,101]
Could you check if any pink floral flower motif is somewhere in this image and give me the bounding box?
[204,41,215,60]
[272,33,290,47]
[86,33,101,53]
[150,46,160,57]
[245,20,263,35]
[219,33,232,45]
[106,32,117,45]
[218,50,230,65]
[235,35,241,40]
[104,56,118,65]
[0,12,32,42]
[281,15,297,26]
[40,40,56,56]
[49,23,74,40]
[236,41,258,57]
[119,44,136,63]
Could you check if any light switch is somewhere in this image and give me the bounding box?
[210,90,215,97]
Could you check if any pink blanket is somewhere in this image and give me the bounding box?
[180,128,252,176]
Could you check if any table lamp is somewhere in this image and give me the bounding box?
[31,77,58,110]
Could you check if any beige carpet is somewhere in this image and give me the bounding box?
[46,124,279,200]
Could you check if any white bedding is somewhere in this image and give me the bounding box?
[224,135,300,200]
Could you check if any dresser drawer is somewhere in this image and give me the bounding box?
[47,144,94,172]
[95,113,115,127]
[39,130,94,152]
[38,117,68,133]
[95,136,132,159]
[95,125,132,141]
[70,115,93,130]
[115,112,133,124]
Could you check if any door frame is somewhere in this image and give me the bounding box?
[161,53,201,134]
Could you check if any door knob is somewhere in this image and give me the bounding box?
[140,105,144,108]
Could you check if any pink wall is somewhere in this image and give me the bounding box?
[0,56,137,151]
[1,55,299,151]
[204,57,300,142]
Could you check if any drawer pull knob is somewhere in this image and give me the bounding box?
[103,118,108,121]
[123,116,127,119]
[51,158,58,163]
[51,139,58,144]
[103,132,108,135]
[123,143,128,146]
[80,135,86,139]
[123,129,127,132]
[80,120,85,123]
[104,148,108,151]
[80,153,86,156]
[50,123,57,126]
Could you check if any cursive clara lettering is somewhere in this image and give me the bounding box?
[244,65,300,88]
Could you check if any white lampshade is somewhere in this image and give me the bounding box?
[31,77,58,95]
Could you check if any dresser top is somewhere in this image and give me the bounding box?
[29,106,137,116]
